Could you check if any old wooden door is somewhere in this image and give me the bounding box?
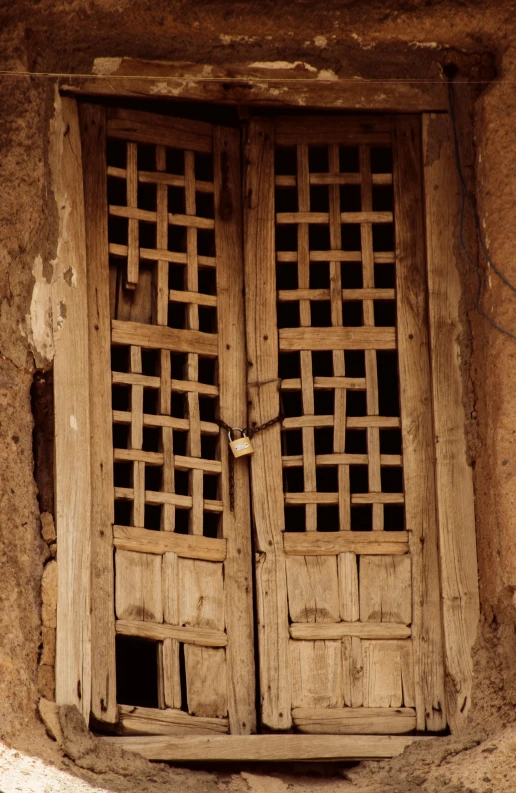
[81,105,446,741]
[244,115,446,736]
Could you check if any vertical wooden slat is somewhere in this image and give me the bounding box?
[393,116,447,732]
[245,118,291,730]
[297,144,317,532]
[184,150,203,536]
[422,112,479,731]
[126,142,139,288]
[162,552,181,709]
[155,145,176,532]
[359,145,382,531]
[214,126,256,735]
[338,552,359,621]
[52,96,91,721]
[80,102,117,723]
[130,345,145,527]
[328,144,350,530]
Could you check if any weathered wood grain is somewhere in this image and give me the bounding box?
[80,102,117,723]
[422,113,479,731]
[52,96,92,721]
[245,117,291,730]
[393,116,447,731]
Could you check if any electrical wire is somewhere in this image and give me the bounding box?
[448,80,516,339]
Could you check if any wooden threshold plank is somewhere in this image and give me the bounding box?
[292,707,416,734]
[284,531,409,556]
[118,705,228,735]
[102,733,426,761]
[113,525,227,561]
[290,623,411,640]
[112,319,217,356]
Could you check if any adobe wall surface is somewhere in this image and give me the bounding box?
[1,2,516,791]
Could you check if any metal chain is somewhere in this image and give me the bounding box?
[215,412,283,511]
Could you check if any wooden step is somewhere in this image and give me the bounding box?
[102,733,429,761]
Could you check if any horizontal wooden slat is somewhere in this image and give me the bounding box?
[276,212,392,225]
[277,288,395,302]
[112,320,218,356]
[281,453,402,467]
[284,531,409,556]
[283,415,334,429]
[108,166,212,192]
[169,289,217,307]
[282,415,401,430]
[279,327,396,351]
[275,173,392,187]
[117,705,228,735]
[281,376,366,391]
[114,487,224,512]
[116,619,228,647]
[276,250,395,264]
[352,493,404,504]
[113,525,226,561]
[102,733,425,761]
[347,416,401,428]
[290,623,411,640]
[168,213,215,230]
[107,107,213,152]
[109,242,216,268]
[113,410,219,435]
[108,205,215,229]
[113,449,222,473]
[292,707,416,734]
[284,492,404,506]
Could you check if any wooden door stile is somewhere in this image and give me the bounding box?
[244,117,292,731]
[393,116,447,731]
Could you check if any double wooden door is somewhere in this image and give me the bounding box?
[80,104,446,740]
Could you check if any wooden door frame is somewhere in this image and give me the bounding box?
[51,63,479,760]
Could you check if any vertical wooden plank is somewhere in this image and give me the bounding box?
[52,96,91,721]
[80,102,117,723]
[115,550,162,622]
[362,640,403,708]
[359,555,412,624]
[393,116,447,732]
[244,118,291,730]
[184,646,228,718]
[350,636,364,708]
[162,552,181,709]
[179,559,225,631]
[290,641,342,708]
[285,556,339,623]
[338,552,359,621]
[423,113,479,731]
[214,126,256,735]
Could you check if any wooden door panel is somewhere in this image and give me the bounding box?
[83,107,255,734]
[246,115,445,735]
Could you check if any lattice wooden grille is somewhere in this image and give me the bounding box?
[108,138,222,538]
[274,137,403,533]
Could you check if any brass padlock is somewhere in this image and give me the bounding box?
[228,428,254,458]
